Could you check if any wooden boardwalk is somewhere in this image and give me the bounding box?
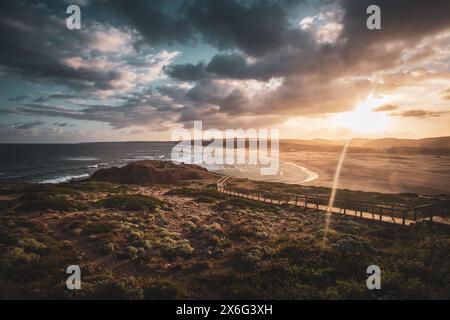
[217,176,449,226]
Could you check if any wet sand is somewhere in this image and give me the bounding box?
[216,161,319,185]
[282,151,450,195]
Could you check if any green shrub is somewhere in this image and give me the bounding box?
[102,277,144,299]
[96,195,167,212]
[330,237,375,255]
[66,181,126,193]
[182,221,197,231]
[83,222,115,235]
[229,223,258,239]
[144,280,181,299]
[194,195,218,203]
[17,238,48,254]
[21,184,80,196]
[15,193,84,212]
[216,198,269,210]
[2,247,40,266]
[152,236,194,259]
[166,187,226,201]
[0,200,14,211]
[231,248,264,271]
[191,261,211,272]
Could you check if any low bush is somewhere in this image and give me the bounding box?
[144,280,181,299]
[96,195,167,212]
[83,222,116,235]
[101,277,144,299]
[15,193,84,212]
[166,187,226,202]
[151,236,194,259]
[215,198,269,210]
[231,248,264,271]
[66,181,126,193]
[0,200,14,211]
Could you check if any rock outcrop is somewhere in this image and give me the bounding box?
[89,160,217,184]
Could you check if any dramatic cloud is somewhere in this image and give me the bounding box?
[13,121,45,130]
[443,88,450,100]
[392,109,449,118]
[372,104,399,112]
[7,95,29,102]
[0,0,449,141]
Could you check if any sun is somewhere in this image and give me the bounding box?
[335,95,389,134]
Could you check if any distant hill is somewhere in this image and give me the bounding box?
[280,136,450,154]
[348,137,450,149]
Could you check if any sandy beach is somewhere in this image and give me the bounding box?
[216,160,319,185]
[281,151,450,195]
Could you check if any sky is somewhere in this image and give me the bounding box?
[0,0,449,143]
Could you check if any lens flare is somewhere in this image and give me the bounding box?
[322,140,350,246]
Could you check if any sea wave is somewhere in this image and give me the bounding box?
[39,174,90,184]
[88,162,109,169]
[64,157,98,161]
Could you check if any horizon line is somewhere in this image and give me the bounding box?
[0,135,449,145]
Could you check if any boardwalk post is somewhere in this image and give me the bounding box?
[216,176,418,227]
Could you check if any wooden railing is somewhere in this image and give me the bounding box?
[217,176,449,226]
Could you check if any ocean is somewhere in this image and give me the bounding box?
[0,142,316,185]
[1,142,448,195]
[0,142,177,183]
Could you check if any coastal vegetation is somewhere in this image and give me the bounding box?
[0,161,449,299]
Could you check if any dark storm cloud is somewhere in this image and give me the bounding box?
[33,93,79,103]
[184,80,250,114]
[185,0,295,56]
[161,0,450,124]
[169,0,450,82]
[7,95,29,102]
[13,120,45,130]
[165,62,210,81]
[1,0,450,132]
[0,2,130,93]
[339,0,450,70]
[111,0,308,57]
[15,88,182,129]
[111,0,193,45]
[168,44,331,82]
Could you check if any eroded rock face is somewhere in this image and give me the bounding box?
[89,160,216,184]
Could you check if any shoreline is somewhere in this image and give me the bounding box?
[282,151,450,195]
[212,161,320,185]
[1,152,449,196]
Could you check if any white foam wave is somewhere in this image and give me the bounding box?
[39,174,90,184]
